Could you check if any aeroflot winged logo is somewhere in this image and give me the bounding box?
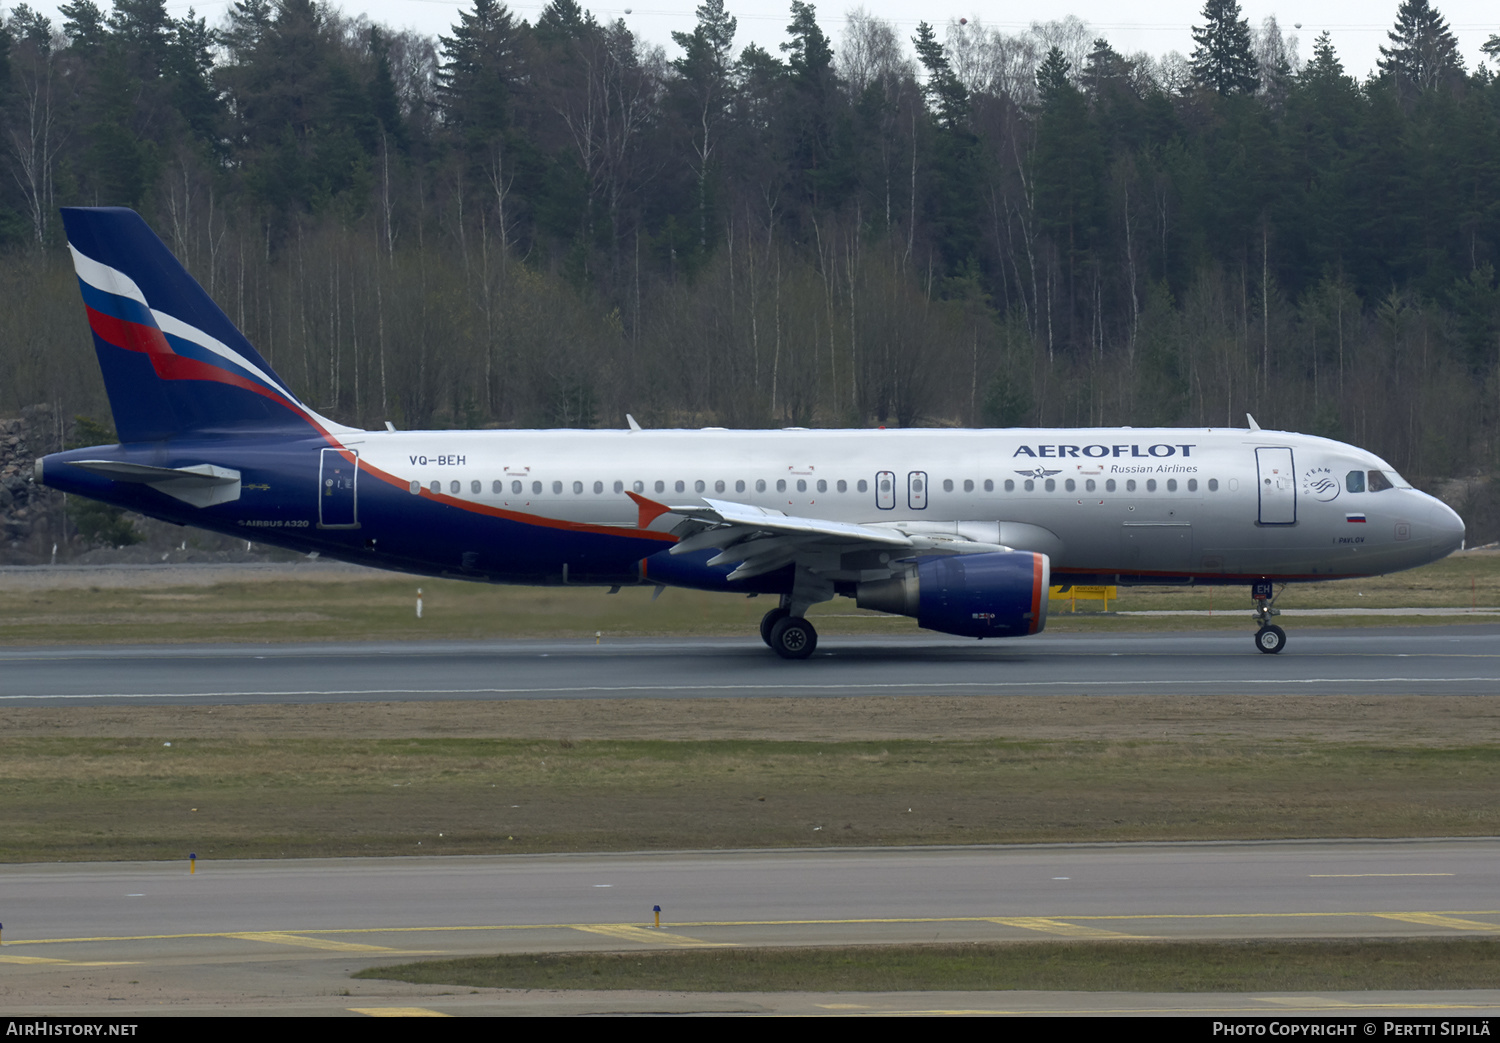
[1013,443,1196,458]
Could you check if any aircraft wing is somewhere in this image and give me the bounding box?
[639,494,1003,582]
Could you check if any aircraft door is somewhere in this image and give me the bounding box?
[876,471,895,510]
[908,471,928,510]
[319,448,359,528]
[1255,447,1296,525]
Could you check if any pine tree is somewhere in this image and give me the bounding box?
[1035,46,1071,107]
[1378,0,1463,95]
[671,0,737,248]
[437,0,525,143]
[1189,0,1259,96]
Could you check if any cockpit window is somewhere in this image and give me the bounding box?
[1346,470,1365,493]
[1367,470,1394,492]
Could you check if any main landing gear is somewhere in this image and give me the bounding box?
[1251,581,1287,654]
[760,606,818,659]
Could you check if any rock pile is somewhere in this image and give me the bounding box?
[0,405,62,563]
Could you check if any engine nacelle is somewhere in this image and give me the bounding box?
[855,550,1050,638]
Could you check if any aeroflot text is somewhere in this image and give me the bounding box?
[1012,444,1195,458]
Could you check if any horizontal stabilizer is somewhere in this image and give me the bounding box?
[71,460,242,508]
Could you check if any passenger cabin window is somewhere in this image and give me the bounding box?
[943,479,954,492]
[836,480,846,493]
[777,479,787,492]
[512,480,523,494]
[715,480,726,493]
[1064,478,1075,492]
[1188,479,1198,492]
[1106,479,1116,492]
[1024,479,1035,492]
[817,479,827,492]
[1166,479,1177,492]
[1004,480,1015,492]
[450,480,461,494]
[675,480,686,493]
[984,479,994,492]
[655,480,665,493]
[492,480,502,494]
[472,480,482,494]
[1085,479,1096,492]
[1146,479,1156,492]
[573,481,583,494]
[857,479,868,493]
[1044,478,1055,492]
[430,480,441,494]
[1208,479,1219,491]
[1126,479,1136,492]
[736,480,746,493]
[633,480,644,493]
[756,479,767,493]
[796,479,807,492]
[533,481,543,494]
[695,480,706,493]
[552,481,563,494]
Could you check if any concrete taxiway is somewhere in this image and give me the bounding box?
[3,625,1500,704]
[6,840,1500,1016]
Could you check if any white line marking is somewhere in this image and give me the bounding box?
[6,678,1500,700]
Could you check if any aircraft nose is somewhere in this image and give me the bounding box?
[1429,496,1466,557]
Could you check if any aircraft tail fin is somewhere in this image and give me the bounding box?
[61,207,353,443]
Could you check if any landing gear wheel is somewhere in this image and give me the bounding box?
[1255,625,1287,654]
[759,607,791,647]
[769,616,818,659]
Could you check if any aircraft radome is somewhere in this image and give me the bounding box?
[37,208,1466,658]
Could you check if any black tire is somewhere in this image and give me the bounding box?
[769,616,818,659]
[759,607,791,647]
[1255,625,1287,654]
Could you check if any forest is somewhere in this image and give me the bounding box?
[1,0,1498,529]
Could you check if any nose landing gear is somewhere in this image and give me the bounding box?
[1252,581,1287,653]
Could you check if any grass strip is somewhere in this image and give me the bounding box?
[7,734,1500,862]
[356,938,1500,993]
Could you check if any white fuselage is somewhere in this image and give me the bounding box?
[343,425,1464,582]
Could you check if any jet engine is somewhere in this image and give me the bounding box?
[855,550,1050,638]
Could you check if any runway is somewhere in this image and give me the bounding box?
[6,841,1500,1016]
[3,625,1500,704]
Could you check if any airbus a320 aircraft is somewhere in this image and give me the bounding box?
[37,208,1466,657]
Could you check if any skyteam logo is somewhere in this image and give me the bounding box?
[1302,466,1340,502]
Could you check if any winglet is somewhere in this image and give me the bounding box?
[626,413,642,432]
[1246,413,1261,432]
[626,490,672,529]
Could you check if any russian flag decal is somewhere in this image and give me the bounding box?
[1346,513,1367,523]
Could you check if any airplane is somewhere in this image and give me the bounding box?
[35,207,1467,658]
